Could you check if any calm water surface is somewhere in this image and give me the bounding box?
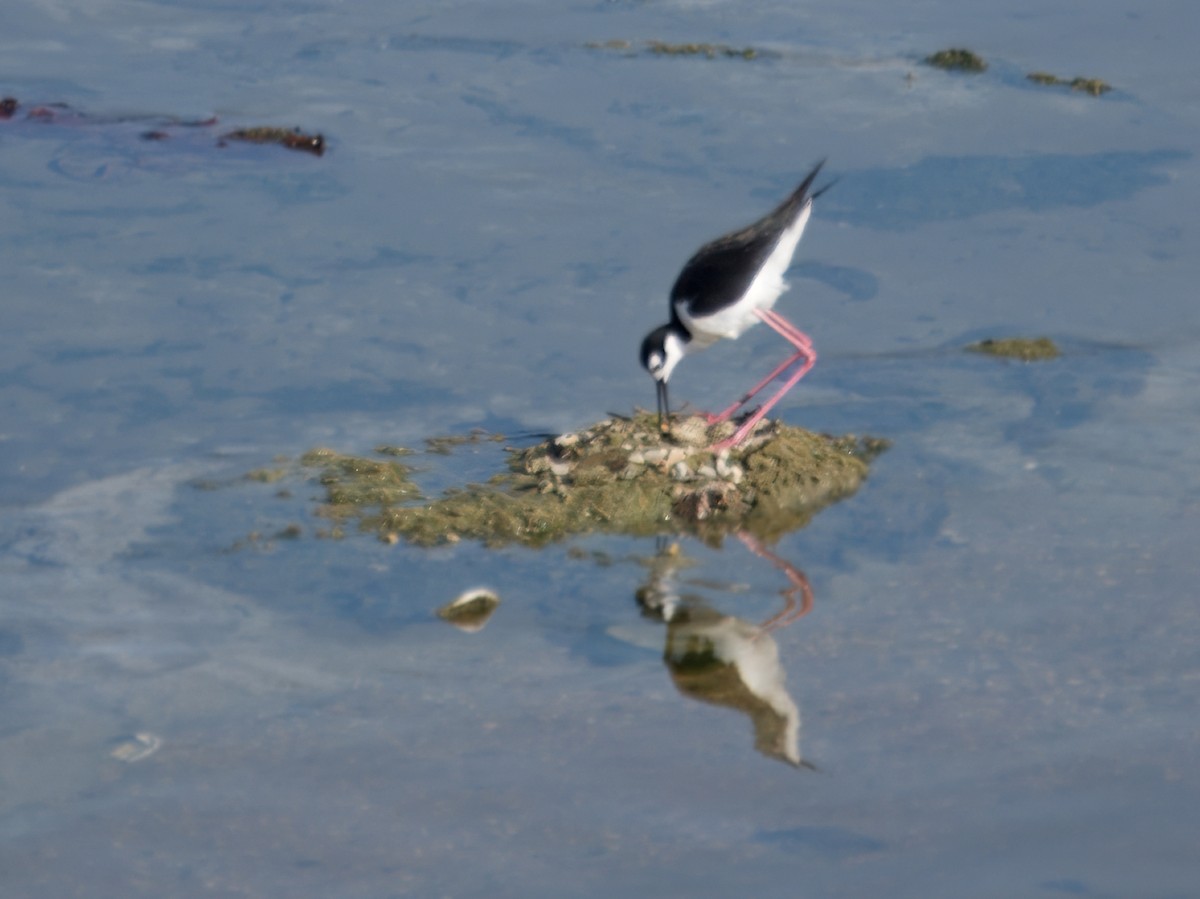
[2,1,1198,896]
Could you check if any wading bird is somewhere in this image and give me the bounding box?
[640,161,832,450]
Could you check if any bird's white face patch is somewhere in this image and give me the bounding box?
[658,331,686,382]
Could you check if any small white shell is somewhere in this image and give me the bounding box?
[110,732,162,763]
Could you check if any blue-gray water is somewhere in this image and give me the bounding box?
[3,2,1199,897]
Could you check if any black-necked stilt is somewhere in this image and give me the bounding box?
[640,161,833,450]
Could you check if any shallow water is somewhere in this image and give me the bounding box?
[2,1,1199,896]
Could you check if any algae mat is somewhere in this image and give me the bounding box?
[291,413,886,548]
[966,336,1061,362]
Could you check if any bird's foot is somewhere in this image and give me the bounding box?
[706,401,753,426]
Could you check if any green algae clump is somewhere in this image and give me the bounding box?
[301,414,885,548]
[1027,72,1112,96]
[925,48,987,72]
[300,447,421,509]
[966,337,1061,362]
[1069,77,1113,96]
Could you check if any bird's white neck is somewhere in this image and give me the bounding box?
[659,327,689,382]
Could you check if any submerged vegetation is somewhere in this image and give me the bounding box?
[922,51,1111,97]
[966,337,1061,362]
[287,414,887,549]
[1026,72,1113,96]
[924,48,988,72]
[589,43,1113,103]
[645,40,758,60]
[586,39,760,60]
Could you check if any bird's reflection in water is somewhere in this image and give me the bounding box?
[636,534,815,768]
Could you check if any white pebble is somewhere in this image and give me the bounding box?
[664,447,689,466]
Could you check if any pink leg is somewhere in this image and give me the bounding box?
[708,310,816,426]
[711,310,817,450]
[707,349,805,425]
[760,309,814,351]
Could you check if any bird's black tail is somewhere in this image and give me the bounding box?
[770,159,830,224]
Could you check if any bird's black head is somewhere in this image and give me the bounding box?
[639,325,673,380]
[640,324,688,429]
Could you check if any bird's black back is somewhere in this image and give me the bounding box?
[669,161,826,319]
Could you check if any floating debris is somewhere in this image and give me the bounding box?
[437,588,501,632]
[1026,72,1113,96]
[924,48,987,72]
[0,96,326,156]
[966,337,1061,362]
[586,40,759,60]
[110,732,162,763]
[220,126,326,156]
[301,413,887,547]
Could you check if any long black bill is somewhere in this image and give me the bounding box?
[656,380,670,432]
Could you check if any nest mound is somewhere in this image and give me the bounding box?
[302,413,887,548]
